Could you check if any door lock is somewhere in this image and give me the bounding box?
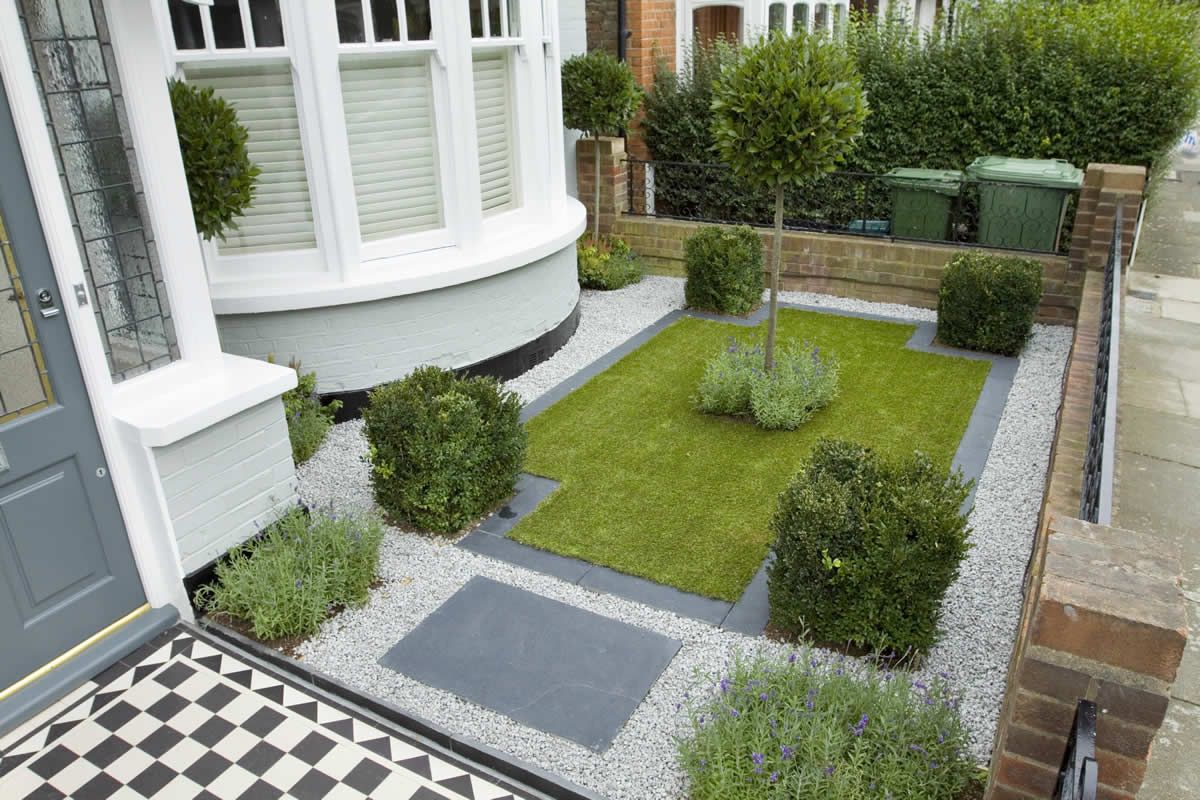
[36,288,60,318]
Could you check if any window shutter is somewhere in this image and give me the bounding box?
[473,51,516,216]
[340,55,444,242]
[188,63,318,254]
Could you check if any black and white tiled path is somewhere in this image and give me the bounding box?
[0,626,526,800]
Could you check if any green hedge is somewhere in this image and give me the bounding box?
[684,226,763,314]
[768,439,971,655]
[643,1,1200,220]
[938,251,1043,356]
[363,366,525,534]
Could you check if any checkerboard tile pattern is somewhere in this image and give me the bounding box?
[0,628,524,800]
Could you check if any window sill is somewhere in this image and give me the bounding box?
[111,354,297,448]
[207,198,586,315]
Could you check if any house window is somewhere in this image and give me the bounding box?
[814,2,829,31]
[793,3,810,33]
[337,1,444,244]
[472,1,521,217]
[169,2,318,257]
[768,2,786,31]
[159,1,548,282]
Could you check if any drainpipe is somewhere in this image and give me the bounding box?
[617,0,628,61]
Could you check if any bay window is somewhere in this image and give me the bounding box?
[157,0,560,289]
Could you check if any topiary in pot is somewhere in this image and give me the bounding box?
[363,366,525,534]
[768,439,971,655]
[937,250,1043,356]
[561,51,642,240]
[169,79,260,241]
[683,225,764,315]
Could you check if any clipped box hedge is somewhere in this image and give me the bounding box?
[683,225,763,315]
[937,250,1043,356]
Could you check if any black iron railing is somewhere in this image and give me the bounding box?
[625,158,1078,255]
[1053,699,1099,800]
[1080,205,1125,524]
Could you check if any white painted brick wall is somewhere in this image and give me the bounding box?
[155,398,298,575]
[559,0,587,198]
[218,242,580,394]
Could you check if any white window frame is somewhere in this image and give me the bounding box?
[153,0,557,286]
[156,1,331,281]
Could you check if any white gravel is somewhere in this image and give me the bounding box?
[294,277,1071,799]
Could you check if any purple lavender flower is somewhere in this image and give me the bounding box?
[824,765,835,777]
[752,753,765,766]
[769,772,779,783]
[788,652,797,664]
[759,692,769,702]
[719,677,731,694]
[852,713,869,737]
[781,745,794,760]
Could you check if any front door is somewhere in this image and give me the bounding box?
[0,79,145,692]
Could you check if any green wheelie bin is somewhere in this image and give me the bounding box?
[965,157,1083,251]
[882,168,965,241]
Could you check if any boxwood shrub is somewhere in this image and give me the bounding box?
[363,366,525,534]
[577,235,644,290]
[937,250,1043,356]
[768,439,971,655]
[684,226,764,315]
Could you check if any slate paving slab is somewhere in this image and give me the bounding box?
[379,577,682,752]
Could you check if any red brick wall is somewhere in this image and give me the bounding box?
[624,0,675,159]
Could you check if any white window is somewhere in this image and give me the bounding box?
[814,2,830,31]
[171,1,319,258]
[161,0,551,283]
[793,3,810,33]
[768,2,786,31]
[470,1,522,217]
[335,1,445,245]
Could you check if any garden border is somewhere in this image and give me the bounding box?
[457,302,1018,634]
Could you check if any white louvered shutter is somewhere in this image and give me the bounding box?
[188,64,317,254]
[473,51,517,216]
[340,55,443,242]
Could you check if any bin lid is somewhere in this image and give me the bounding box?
[882,168,965,195]
[965,156,1084,189]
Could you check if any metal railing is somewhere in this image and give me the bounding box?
[626,158,1078,255]
[1053,699,1099,800]
[1080,205,1124,524]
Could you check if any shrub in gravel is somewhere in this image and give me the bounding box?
[694,337,839,431]
[364,366,526,533]
[684,225,763,315]
[281,360,342,466]
[938,251,1043,356]
[577,235,644,290]
[679,650,976,800]
[768,439,972,654]
[194,508,383,641]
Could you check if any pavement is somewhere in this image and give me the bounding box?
[1114,150,1200,798]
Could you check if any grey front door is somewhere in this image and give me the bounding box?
[0,80,145,692]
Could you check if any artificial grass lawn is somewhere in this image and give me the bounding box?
[510,309,991,602]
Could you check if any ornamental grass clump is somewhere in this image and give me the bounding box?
[194,508,383,641]
[363,366,525,534]
[768,439,971,655]
[577,234,644,290]
[281,361,342,465]
[694,337,839,430]
[679,651,975,800]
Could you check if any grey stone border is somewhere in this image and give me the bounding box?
[458,303,1017,636]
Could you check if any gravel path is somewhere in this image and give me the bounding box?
[295,277,1071,800]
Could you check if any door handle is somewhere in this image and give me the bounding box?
[35,287,60,318]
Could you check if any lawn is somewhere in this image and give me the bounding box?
[510,309,991,601]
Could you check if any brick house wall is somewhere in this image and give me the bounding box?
[585,0,620,56]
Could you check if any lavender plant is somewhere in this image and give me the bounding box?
[678,651,976,800]
[194,507,383,640]
[281,360,341,465]
[694,337,840,430]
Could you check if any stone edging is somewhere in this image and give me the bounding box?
[457,302,1019,635]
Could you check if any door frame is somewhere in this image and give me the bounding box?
[0,0,187,615]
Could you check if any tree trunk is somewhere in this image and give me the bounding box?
[765,182,784,372]
[593,133,602,241]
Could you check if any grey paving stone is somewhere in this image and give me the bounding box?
[456,530,592,585]
[379,577,681,752]
[476,474,560,537]
[577,566,732,626]
[720,559,771,635]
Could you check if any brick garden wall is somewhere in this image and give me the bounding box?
[613,215,1080,323]
[585,0,620,56]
